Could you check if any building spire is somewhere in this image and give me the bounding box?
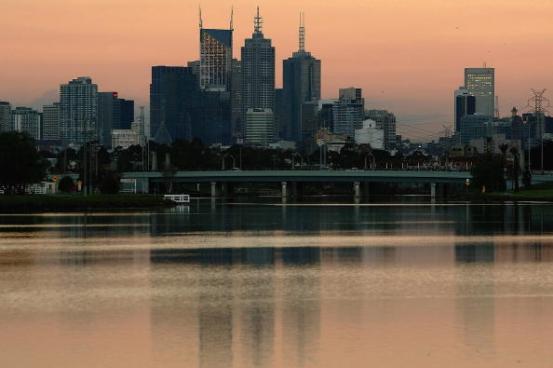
[199,5,203,29]
[230,6,234,31]
[254,6,263,34]
[299,12,305,52]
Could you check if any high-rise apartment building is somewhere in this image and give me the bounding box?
[464,67,495,118]
[241,7,275,139]
[60,77,98,146]
[282,13,321,144]
[42,103,60,141]
[454,87,476,133]
[332,88,364,137]
[12,107,41,140]
[0,101,11,132]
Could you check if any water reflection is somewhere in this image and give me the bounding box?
[1,202,553,367]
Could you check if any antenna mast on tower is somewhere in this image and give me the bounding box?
[199,6,203,29]
[254,6,263,34]
[299,12,305,52]
[230,6,234,31]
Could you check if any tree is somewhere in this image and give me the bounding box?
[470,153,506,193]
[0,132,46,194]
[58,176,75,193]
[98,171,121,194]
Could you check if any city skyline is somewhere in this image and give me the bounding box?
[2,0,553,140]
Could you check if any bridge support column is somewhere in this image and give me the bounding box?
[353,181,361,200]
[210,181,217,198]
[281,181,287,199]
[430,182,436,201]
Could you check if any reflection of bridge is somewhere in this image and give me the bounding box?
[122,170,474,199]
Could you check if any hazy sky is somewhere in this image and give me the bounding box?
[1,0,553,140]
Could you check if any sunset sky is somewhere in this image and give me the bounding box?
[1,0,553,140]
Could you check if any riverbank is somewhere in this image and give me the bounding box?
[483,183,553,202]
[0,194,174,213]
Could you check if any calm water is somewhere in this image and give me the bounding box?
[1,201,553,367]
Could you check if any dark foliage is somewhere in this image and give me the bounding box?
[0,132,47,194]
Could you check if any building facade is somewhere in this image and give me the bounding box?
[365,109,397,150]
[12,107,41,140]
[282,14,321,144]
[0,101,11,132]
[454,87,476,133]
[199,28,233,92]
[465,67,495,118]
[241,7,275,139]
[355,119,384,149]
[60,77,98,146]
[150,66,197,144]
[42,103,60,142]
[97,92,135,147]
[332,88,364,138]
[245,108,274,146]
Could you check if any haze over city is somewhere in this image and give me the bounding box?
[2,0,553,140]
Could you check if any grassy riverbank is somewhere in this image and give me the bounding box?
[0,194,175,213]
[484,183,553,202]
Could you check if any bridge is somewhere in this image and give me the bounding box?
[121,170,473,199]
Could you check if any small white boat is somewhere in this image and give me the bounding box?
[163,194,191,204]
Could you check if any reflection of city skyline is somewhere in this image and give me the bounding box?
[2,204,553,367]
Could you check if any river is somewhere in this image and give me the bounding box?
[1,200,553,367]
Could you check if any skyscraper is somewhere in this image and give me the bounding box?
[60,77,98,146]
[0,101,11,132]
[97,92,120,147]
[42,102,60,142]
[332,88,364,137]
[150,66,197,143]
[12,107,41,140]
[241,7,275,143]
[454,87,476,133]
[199,10,233,92]
[464,67,495,118]
[282,13,321,144]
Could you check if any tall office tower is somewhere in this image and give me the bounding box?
[42,103,60,141]
[230,59,242,142]
[97,92,119,147]
[332,88,364,137]
[365,109,397,150]
[464,67,495,118]
[96,92,135,147]
[119,99,134,130]
[199,10,233,92]
[241,7,275,140]
[0,101,11,132]
[245,108,274,146]
[150,66,197,143]
[12,107,41,140]
[454,87,476,133]
[60,77,98,146]
[282,13,321,144]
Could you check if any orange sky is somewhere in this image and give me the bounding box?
[1,0,553,140]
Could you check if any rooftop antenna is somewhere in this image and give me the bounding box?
[299,12,305,52]
[254,6,263,34]
[199,6,203,29]
[230,6,234,31]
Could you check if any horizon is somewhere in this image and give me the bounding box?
[2,0,553,142]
